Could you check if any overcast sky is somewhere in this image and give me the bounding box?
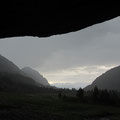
[0,17,120,89]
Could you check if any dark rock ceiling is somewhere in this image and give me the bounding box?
[0,1,119,38]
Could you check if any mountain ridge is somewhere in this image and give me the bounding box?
[84,65,120,91]
[22,67,50,86]
[0,54,23,74]
[0,54,50,92]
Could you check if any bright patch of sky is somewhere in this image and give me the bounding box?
[37,65,116,89]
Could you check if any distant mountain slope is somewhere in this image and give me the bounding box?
[0,54,46,92]
[22,67,50,86]
[0,72,41,92]
[0,54,22,74]
[84,66,120,91]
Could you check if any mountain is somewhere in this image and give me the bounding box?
[22,67,50,86]
[84,66,120,91]
[0,54,47,92]
[0,54,22,74]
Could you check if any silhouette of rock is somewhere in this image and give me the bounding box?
[84,66,120,91]
[0,1,119,38]
[22,67,50,86]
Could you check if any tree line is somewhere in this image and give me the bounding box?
[58,86,120,106]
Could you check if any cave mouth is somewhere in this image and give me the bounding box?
[0,1,120,89]
[0,1,119,38]
[0,16,120,89]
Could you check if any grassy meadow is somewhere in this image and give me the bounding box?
[0,92,120,120]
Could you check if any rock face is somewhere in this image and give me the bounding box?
[22,67,50,86]
[0,1,119,38]
[84,66,120,91]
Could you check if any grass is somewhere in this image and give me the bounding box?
[0,92,120,120]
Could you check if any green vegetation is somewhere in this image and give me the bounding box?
[0,88,120,120]
[0,71,120,119]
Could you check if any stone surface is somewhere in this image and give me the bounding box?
[0,1,119,38]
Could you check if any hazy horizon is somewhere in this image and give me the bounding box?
[0,17,120,89]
